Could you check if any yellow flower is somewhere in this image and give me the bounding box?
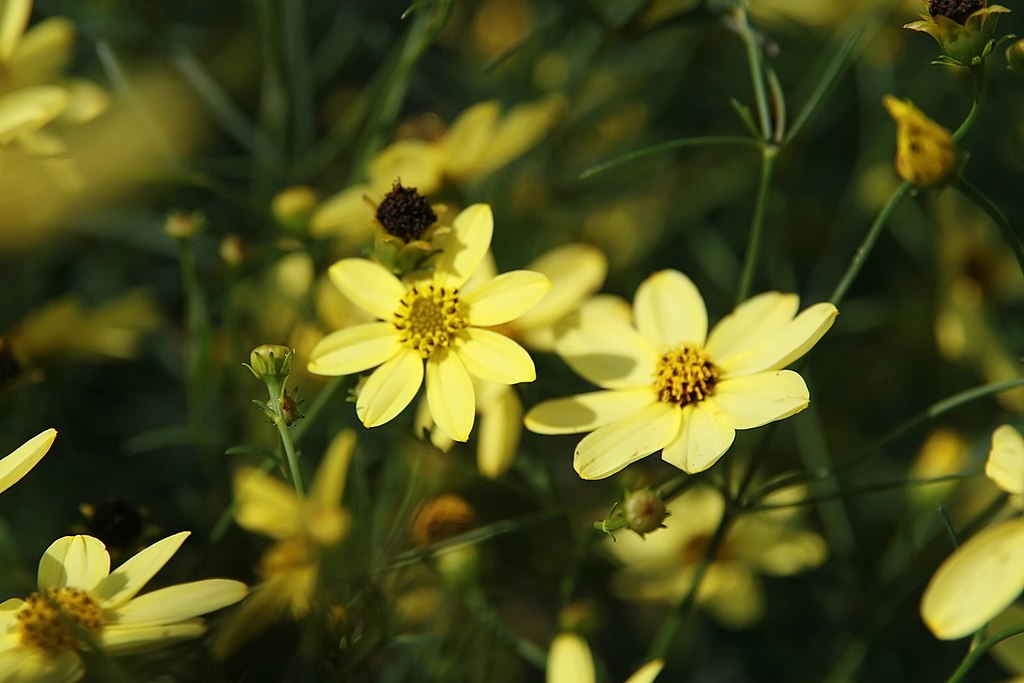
[0,428,55,494]
[882,96,957,188]
[606,485,827,629]
[986,424,1024,496]
[905,0,1010,67]
[0,532,246,681]
[525,270,837,479]
[547,632,664,683]
[308,205,550,442]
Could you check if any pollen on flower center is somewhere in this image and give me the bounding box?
[928,0,984,24]
[16,588,104,653]
[393,283,467,358]
[376,180,437,242]
[654,344,719,406]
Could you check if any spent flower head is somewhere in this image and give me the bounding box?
[905,0,1011,67]
[882,96,957,189]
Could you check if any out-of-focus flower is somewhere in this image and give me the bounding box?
[882,96,957,188]
[272,186,318,235]
[526,270,837,479]
[308,205,549,442]
[214,430,356,656]
[0,428,54,495]
[606,485,826,629]
[0,532,246,682]
[905,0,1011,67]
[986,424,1024,497]
[546,632,664,683]
[908,428,969,506]
[1007,38,1024,73]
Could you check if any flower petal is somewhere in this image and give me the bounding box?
[574,402,680,480]
[426,347,475,442]
[356,349,424,428]
[478,385,522,479]
[547,632,595,683]
[0,85,69,144]
[0,0,31,64]
[661,403,736,474]
[456,328,536,384]
[705,292,798,362]
[232,467,302,539]
[93,532,190,609]
[307,322,401,376]
[556,314,657,390]
[635,269,708,349]
[716,302,837,376]
[311,430,356,508]
[433,204,493,288]
[0,649,82,683]
[516,244,607,332]
[368,139,444,195]
[442,101,500,179]
[309,184,371,238]
[38,535,109,591]
[464,270,551,327]
[0,428,55,495]
[113,579,248,626]
[986,424,1024,495]
[100,620,206,655]
[626,660,665,683]
[524,389,655,435]
[921,519,1024,640]
[709,370,809,430]
[328,258,405,321]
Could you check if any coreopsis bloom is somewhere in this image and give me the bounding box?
[547,632,663,683]
[920,424,1024,639]
[905,0,1010,67]
[606,485,827,629]
[525,270,837,479]
[0,532,246,681]
[308,205,550,442]
[0,428,55,494]
[882,96,957,188]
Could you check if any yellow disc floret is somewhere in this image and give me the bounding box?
[654,344,719,406]
[393,283,467,358]
[17,588,104,653]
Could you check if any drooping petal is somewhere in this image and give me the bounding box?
[232,468,302,539]
[524,389,655,435]
[307,322,401,376]
[114,579,248,626]
[93,532,190,609]
[921,519,1024,640]
[309,184,372,238]
[456,328,535,384]
[716,303,837,377]
[426,348,475,442]
[661,403,736,474]
[516,244,607,331]
[705,292,798,362]
[574,402,680,480]
[0,428,55,495]
[709,370,809,430]
[546,632,595,683]
[433,204,493,288]
[463,270,551,326]
[311,430,356,508]
[986,424,1024,495]
[635,269,708,349]
[478,385,522,479]
[100,620,207,655]
[328,259,405,321]
[38,535,109,591]
[556,315,657,390]
[356,349,424,428]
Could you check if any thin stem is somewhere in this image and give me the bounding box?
[954,176,1024,281]
[952,64,986,142]
[265,381,304,497]
[292,377,344,443]
[579,135,758,180]
[734,3,771,140]
[464,586,547,670]
[829,182,911,305]
[750,473,977,510]
[736,146,777,305]
[946,622,1024,683]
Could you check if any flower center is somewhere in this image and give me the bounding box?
[17,588,104,653]
[653,344,719,406]
[376,180,437,242]
[928,0,984,24]
[393,283,467,358]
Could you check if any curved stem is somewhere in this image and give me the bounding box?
[734,3,771,140]
[736,146,777,304]
[954,176,1024,281]
[946,622,1024,683]
[952,64,986,143]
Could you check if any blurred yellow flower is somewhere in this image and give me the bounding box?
[0,428,54,495]
[308,205,550,442]
[526,270,836,479]
[986,424,1024,496]
[547,632,663,683]
[882,96,957,188]
[0,532,246,682]
[905,0,1010,67]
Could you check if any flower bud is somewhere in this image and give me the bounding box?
[1007,38,1024,73]
[272,186,319,235]
[164,210,205,240]
[246,344,294,386]
[622,488,668,535]
[882,96,957,188]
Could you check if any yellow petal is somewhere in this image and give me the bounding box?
[38,535,109,591]
[481,94,565,178]
[986,424,1024,495]
[546,632,595,683]
[426,347,475,442]
[114,579,247,625]
[308,322,401,376]
[478,386,522,478]
[0,649,82,683]
[93,532,190,609]
[309,184,372,238]
[705,292,798,362]
[574,402,680,480]
[311,430,356,508]
[100,620,206,655]
[0,0,30,63]
[456,328,535,384]
[233,468,302,539]
[516,243,607,332]
[9,17,74,88]
[709,370,809,430]
[0,428,55,494]
[716,302,837,376]
[0,85,69,143]
[57,79,108,124]
[463,270,551,326]
[368,139,444,195]
[921,519,1024,640]
[625,660,665,683]
[328,258,404,321]
[635,269,708,349]
[442,101,501,180]
[433,203,493,288]
[556,314,657,390]
[524,389,654,435]
[356,349,424,427]
[661,402,736,474]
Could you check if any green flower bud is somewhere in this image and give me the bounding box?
[245,344,294,386]
[164,210,205,240]
[1007,38,1024,73]
[622,488,668,535]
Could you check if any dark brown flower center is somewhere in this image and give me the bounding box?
[928,0,984,24]
[376,181,437,242]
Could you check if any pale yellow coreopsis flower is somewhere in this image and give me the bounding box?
[308,204,550,442]
[0,532,246,682]
[882,96,957,188]
[547,632,663,683]
[0,428,54,494]
[525,270,837,479]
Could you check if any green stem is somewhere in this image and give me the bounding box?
[579,135,758,180]
[946,622,1024,683]
[751,473,977,510]
[292,377,344,443]
[829,182,911,305]
[952,64,986,143]
[954,176,1024,281]
[736,146,777,305]
[735,3,771,140]
[266,382,304,497]
[177,240,212,441]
